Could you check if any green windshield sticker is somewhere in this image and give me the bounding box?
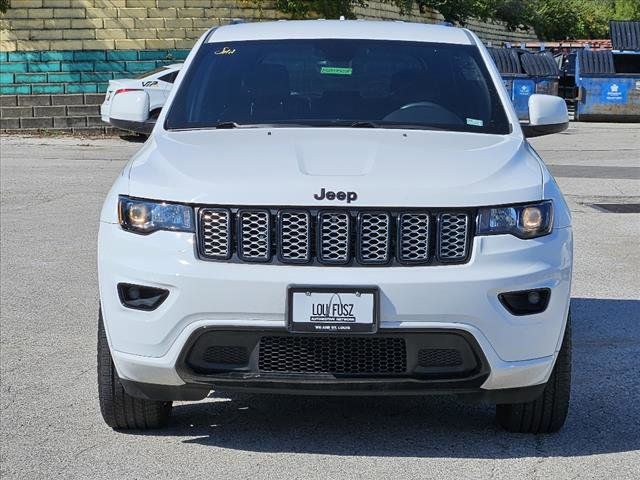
[320,66,353,76]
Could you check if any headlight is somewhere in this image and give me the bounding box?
[118,196,194,235]
[477,200,553,239]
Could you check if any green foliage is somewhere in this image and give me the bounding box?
[269,0,640,41]
[0,0,10,14]
[525,0,639,40]
[274,0,367,19]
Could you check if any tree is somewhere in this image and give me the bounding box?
[0,0,10,14]
[274,0,366,19]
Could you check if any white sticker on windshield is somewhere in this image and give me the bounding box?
[466,118,484,127]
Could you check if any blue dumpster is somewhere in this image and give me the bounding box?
[575,50,640,121]
[488,47,530,120]
[520,51,561,97]
[488,48,560,121]
[575,21,640,122]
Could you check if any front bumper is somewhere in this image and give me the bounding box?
[98,222,572,394]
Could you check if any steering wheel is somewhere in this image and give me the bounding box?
[383,101,464,125]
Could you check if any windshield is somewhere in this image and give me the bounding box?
[165,39,511,134]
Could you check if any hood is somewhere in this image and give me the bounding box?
[127,128,542,207]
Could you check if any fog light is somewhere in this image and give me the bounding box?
[117,283,169,311]
[498,288,551,316]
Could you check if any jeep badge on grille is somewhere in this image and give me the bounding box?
[314,188,358,203]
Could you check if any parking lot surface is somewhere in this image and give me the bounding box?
[1,123,639,479]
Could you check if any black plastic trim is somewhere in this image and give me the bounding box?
[499,288,551,316]
[175,327,491,395]
[120,379,209,401]
[522,121,569,138]
[120,376,545,402]
[110,118,155,135]
[117,283,169,311]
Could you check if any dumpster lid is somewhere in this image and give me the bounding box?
[520,51,561,77]
[610,20,640,51]
[487,47,522,74]
[578,49,615,75]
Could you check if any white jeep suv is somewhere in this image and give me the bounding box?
[97,20,573,433]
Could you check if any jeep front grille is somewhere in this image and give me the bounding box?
[198,207,472,266]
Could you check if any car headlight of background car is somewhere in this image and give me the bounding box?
[476,200,553,239]
[118,196,194,235]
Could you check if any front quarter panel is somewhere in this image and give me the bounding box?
[99,139,158,224]
[527,143,572,228]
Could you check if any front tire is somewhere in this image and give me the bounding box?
[496,312,571,434]
[97,309,172,429]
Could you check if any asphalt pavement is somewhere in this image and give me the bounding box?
[1,122,639,479]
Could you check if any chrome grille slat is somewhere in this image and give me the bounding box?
[199,208,231,259]
[279,211,311,263]
[198,207,471,266]
[358,212,391,264]
[438,213,469,261]
[318,211,351,264]
[398,213,430,263]
[238,210,271,261]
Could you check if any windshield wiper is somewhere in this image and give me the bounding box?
[349,121,380,128]
[213,121,241,129]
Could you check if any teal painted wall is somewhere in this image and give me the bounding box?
[0,50,190,96]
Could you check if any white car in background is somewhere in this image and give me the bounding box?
[101,64,182,134]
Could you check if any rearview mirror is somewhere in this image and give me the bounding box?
[521,94,569,138]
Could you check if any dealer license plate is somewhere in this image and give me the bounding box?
[287,286,379,334]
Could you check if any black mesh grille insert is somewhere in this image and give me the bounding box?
[258,336,407,375]
[418,348,463,367]
[202,345,250,365]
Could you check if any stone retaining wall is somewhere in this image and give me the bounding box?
[0,92,106,131]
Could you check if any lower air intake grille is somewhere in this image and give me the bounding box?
[202,345,250,365]
[258,336,407,375]
[418,348,463,367]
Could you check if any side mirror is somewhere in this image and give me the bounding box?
[110,90,151,123]
[521,94,569,138]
